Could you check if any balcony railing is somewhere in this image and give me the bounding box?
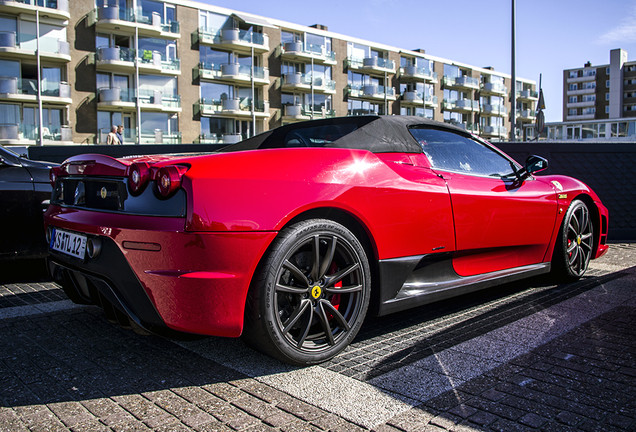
[194,133,243,144]
[282,73,336,91]
[196,98,269,114]
[401,91,438,106]
[198,62,269,81]
[442,75,479,89]
[98,87,180,108]
[194,27,268,50]
[0,76,70,98]
[442,99,480,111]
[138,89,181,108]
[399,66,437,82]
[517,89,538,99]
[347,56,396,72]
[481,104,508,116]
[283,104,335,119]
[281,42,336,63]
[481,82,507,94]
[483,125,508,136]
[347,83,396,99]
[0,122,72,141]
[96,46,136,62]
[0,31,69,56]
[96,4,180,34]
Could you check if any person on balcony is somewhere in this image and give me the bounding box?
[107,125,121,145]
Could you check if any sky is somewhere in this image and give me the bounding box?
[198,0,636,122]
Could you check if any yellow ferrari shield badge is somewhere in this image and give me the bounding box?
[311,286,322,299]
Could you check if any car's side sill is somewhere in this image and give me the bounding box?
[376,256,551,316]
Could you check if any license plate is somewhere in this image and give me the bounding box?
[51,228,87,260]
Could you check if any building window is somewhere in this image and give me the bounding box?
[569,96,577,103]
[606,67,610,74]
[606,106,610,114]
[569,83,577,91]
[568,108,577,116]
[606,80,610,88]
[606,93,610,100]
[569,70,578,78]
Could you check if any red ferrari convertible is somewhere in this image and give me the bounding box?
[44,116,609,365]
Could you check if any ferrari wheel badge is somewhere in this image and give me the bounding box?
[311,286,322,299]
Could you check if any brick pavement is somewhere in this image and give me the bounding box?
[0,244,635,431]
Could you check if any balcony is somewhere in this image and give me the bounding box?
[566,100,596,108]
[98,87,135,110]
[193,27,269,54]
[567,73,596,84]
[0,76,71,104]
[0,0,70,21]
[0,123,72,145]
[96,46,180,75]
[442,75,479,90]
[480,82,507,96]
[194,98,270,118]
[347,57,396,75]
[281,73,336,94]
[481,125,508,138]
[442,99,480,113]
[517,109,536,121]
[516,90,538,101]
[195,63,269,86]
[346,84,397,101]
[445,121,479,134]
[0,31,70,62]
[279,42,336,65]
[98,127,182,145]
[399,66,437,82]
[97,87,180,112]
[194,133,243,144]
[566,87,595,96]
[281,104,336,122]
[566,113,596,121]
[95,5,180,38]
[401,91,438,107]
[481,104,508,117]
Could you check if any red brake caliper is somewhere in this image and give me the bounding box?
[328,262,341,316]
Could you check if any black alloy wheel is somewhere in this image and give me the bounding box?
[552,200,594,280]
[243,219,371,365]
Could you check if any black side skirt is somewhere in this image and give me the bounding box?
[375,253,551,316]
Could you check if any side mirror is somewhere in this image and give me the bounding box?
[516,155,548,179]
[525,155,548,174]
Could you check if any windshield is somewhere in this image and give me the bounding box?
[409,128,518,177]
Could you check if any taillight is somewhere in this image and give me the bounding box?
[154,165,189,198]
[127,162,151,195]
[49,167,61,187]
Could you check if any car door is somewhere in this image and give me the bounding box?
[409,127,558,277]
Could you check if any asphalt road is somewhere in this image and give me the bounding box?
[1,244,635,431]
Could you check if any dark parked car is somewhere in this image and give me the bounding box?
[0,146,56,260]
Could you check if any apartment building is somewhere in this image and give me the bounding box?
[0,0,537,146]
[563,48,636,122]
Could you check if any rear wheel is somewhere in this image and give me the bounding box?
[551,200,594,281]
[242,219,371,365]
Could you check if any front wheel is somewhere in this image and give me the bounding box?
[551,199,594,281]
[242,219,371,366]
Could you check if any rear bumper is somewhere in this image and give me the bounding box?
[45,206,277,337]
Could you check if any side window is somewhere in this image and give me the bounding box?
[409,128,517,177]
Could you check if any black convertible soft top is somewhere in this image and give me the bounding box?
[220,115,472,154]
